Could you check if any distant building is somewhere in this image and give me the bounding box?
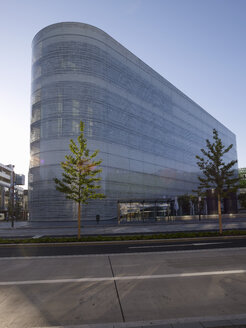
[238,168,246,210]
[15,174,25,186]
[239,168,246,192]
[23,189,29,220]
[0,163,25,219]
[29,22,238,221]
[0,163,13,187]
[239,168,246,180]
[0,163,13,215]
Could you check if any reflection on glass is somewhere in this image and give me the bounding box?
[118,199,174,223]
[29,23,238,221]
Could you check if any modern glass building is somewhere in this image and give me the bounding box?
[29,22,238,221]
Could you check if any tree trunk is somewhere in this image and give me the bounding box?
[78,202,81,239]
[218,194,222,234]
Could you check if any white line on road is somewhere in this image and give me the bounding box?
[33,235,43,239]
[0,269,245,286]
[129,244,190,249]
[192,242,229,246]
[129,242,228,249]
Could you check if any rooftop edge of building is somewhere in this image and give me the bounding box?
[32,21,236,139]
[32,21,111,45]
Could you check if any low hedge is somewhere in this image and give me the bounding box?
[0,230,246,244]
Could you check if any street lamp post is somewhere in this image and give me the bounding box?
[198,196,202,221]
[9,170,15,228]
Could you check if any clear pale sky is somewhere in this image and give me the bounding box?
[1,0,245,188]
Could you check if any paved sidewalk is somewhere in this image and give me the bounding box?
[0,217,246,238]
[1,237,246,327]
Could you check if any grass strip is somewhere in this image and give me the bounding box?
[0,230,246,244]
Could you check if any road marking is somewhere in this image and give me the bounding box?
[192,242,228,246]
[129,244,190,249]
[129,242,228,249]
[33,235,43,239]
[0,269,245,286]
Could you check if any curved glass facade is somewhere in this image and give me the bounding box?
[29,22,238,221]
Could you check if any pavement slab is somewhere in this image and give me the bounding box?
[0,281,123,328]
[1,217,246,239]
[1,248,246,328]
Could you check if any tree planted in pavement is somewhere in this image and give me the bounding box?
[54,121,105,239]
[194,129,239,234]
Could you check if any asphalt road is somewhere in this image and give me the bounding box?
[0,246,246,328]
[0,236,246,258]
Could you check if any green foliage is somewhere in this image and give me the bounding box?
[240,180,246,188]
[194,129,239,198]
[238,193,246,208]
[1,230,246,244]
[239,169,246,188]
[54,121,105,205]
[14,201,22,219]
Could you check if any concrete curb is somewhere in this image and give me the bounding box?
[34,313,246,327]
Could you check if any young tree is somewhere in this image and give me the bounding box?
[239,169,246,188]
[54,121,105,238]
[194,129,239,234]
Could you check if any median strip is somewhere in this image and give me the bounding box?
[0,269,245,286]
[1,230,246,244]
